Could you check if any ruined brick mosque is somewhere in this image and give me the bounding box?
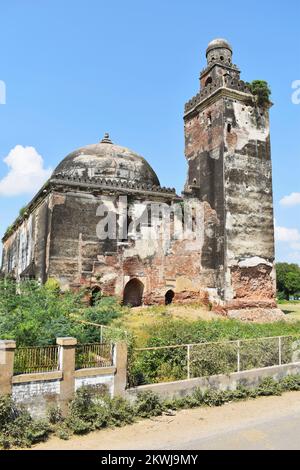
[1,39,283,320]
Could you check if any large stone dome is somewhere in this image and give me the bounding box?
[52,133,160,187]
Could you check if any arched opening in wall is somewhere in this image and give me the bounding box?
[227,123,232,133]
[205,77,212,87]
[123,278,144,307]
[165,290,175,305]
[90,286,101,306]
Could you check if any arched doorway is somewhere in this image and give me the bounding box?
[123,278,144,307]
[90,286,101,306]
[165,290,175,305]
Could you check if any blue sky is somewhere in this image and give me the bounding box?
[0,0,299,263]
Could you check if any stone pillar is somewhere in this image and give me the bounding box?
[0,340,16,395]
[56,337,77,412]
[113,341,128,397]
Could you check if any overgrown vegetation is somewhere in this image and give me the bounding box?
[249,80,271,107]
[1,278,300,384]
[128,318,300,384]
[0,279,126,346]
[18,206,27,218]
[2,376,300,449]
[0,395,50,449]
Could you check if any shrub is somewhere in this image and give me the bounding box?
[45,278,61,292]
[47,405,63,424]
[0,279,126,346]
[93,405,110,430]
[249,80,271,107]
[0,395,20,427]
[0,395,50,449]
[64,387,134,434]
[3,374,300,447]
[55,424,71,440]
[106,396,135,427]
[255,377,282,396]
[279,375,300,391]
[65,415,93,435]
[25,419,51,444]
[135,391,164,418]
[200,389,229,407]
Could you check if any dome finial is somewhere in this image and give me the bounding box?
[100,132,113,144]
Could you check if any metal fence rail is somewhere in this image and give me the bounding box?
[134,335,300,384]
[75,342,113,370]
[14,345,59,375]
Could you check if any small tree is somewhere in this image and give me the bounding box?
[249,80,271,107]
[285,272,300,299]
[276,262,300,300]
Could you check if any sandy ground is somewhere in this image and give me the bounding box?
[34,391,300,450]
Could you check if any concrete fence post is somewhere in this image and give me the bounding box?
[237,340,241,373]
[279,336,282,366]
[187,344,191,380]
[113,341,128,397]
[0,340,16,395]
[56,337,77,412]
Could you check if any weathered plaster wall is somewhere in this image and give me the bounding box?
[184,98,226,298]
[223,99,275,306]
[75,373,114,396]
[1,197,51,282]
[184,79,276,309]
[47,190,217,304]
[12,379,60,419]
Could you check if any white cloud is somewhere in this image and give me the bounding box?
[0,145,52,196]
[280,192,300,207]
[275,224,300,243]
[275,220,300,264]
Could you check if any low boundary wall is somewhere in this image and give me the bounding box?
[0,339,127,418]
[126,362,300,402]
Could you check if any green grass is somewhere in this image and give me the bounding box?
[279,301,300,320]
[112,302,300,348]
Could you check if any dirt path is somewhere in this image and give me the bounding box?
[34,391,300,450]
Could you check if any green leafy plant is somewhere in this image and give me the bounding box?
[128,317,300,385]
[3,374,300,448]
[135,391,164,418]
[19,206,27,218]
[0,395,50,449]
[249,80,271,107]
[0,279,126,346]
[47,405,63,425]
[276,263,300,300]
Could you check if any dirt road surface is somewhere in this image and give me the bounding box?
[34,391,300,450]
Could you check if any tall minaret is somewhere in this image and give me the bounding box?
[184,39,276,312]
